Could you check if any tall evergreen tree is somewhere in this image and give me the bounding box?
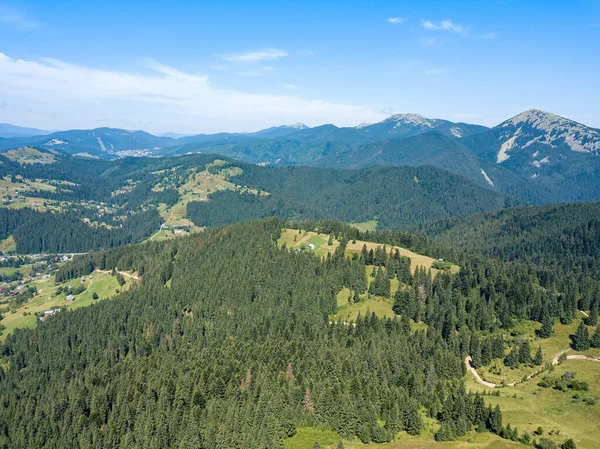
[539,314,554,339]
[571,321,590,351]
[590,325,600,348]
[534,346,543,365]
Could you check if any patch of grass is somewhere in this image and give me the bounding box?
[332,294,395,322]
[344,432,523,448]
[284,427,341,449]
[3,147,56,165]
[284,426,522,449]
[351,220,378,232]
[278,229,457,276]
[466,355,600,449]
[0,270,131,341]
[0,235,16,253]
[477,317,594,386]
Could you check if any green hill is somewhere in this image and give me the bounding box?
[419,201,600,275]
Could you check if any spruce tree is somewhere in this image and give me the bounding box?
[539,314,553,338]
[534,345,543,365]
[586,300,598,326]
[590,325,600,348]
[486,405,503,435]
[518,340,531,364]
[404,400,423,436]
[571,321,590,351]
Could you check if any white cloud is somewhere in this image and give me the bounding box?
[0,52,386,133]
[483,32,497,39]
[282,83,298,90]
[424,68,447,76]
[421,19,467,36]
[222,48,287,63]
[388,17,406,24]
[0,6,38,29]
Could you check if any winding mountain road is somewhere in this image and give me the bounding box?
[466,351,600,388]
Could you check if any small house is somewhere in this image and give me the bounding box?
[65,294,75,302]
[308,243,316,250]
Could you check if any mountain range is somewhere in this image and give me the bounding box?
[0,123,52,138]
[1,109,600,205]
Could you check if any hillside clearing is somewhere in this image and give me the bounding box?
[0,268,133,342]
[279,229,458,275]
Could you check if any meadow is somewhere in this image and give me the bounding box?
[0,265,133,341]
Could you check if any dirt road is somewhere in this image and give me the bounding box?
[466,350,600,388]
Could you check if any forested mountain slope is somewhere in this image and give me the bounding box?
[419,202,600,275]
[1,217,598,448]
[0,151,518,253]
[315,132,552,204]
[187,164,519,228]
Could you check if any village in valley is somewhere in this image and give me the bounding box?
[0,252,133,341]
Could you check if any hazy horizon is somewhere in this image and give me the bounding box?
[0,1,599,133]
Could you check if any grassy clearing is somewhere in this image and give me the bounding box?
[351,220,378,232]
[3,147,56,165]
[0,269,131,342]
[285,427,341,449]
[332,293,395,322]
[345,432,523,449]
[285,426,522,449]
[477,317,596,386]
[149,161,264,241]
[466,362,600,449]
[332,273,425,331]
[0,235,16,252]
[0,175,57,211]
[279,229,458,276]
[465,316,600,449]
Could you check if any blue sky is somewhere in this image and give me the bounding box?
[0,0,598,133]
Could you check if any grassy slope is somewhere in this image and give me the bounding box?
[0,268,132,341]
[149,160,263,242]
[465,315,600,449]
[279,229,456,326]
[467,361,600,449]
[279,229,459,275]
[286,426,523,449]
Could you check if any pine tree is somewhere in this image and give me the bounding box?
[534,345,543,365]
[435,422,456,441]
[312,441,321,449]
[504,347,519,368]
[518,340,531,365]
[571,321,590,351]
[487,405,503,435]
[404,400,423,436]
[336,442,345,449]
[539,314,553,338]
[590,325,600,348]
[586,300,598,326]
